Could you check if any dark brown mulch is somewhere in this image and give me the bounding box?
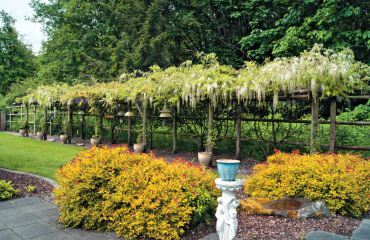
[237,213,361,240]
[0,169,54,202]
[182,213,361,240]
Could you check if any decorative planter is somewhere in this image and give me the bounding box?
[216,159,240,181]
[90,138,100,146]
[198,151,213,167]
[60,135,68,144]
[36,132,44,140]
[133,143,145,153]
[19,129,26,137]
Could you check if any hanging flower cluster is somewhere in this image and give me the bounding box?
[20,44,368,110]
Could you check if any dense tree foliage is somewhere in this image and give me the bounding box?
[30,0,369,84]
[239,0,370,63]
[0,11,36,95]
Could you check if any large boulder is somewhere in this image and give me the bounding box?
[240,198,332,218]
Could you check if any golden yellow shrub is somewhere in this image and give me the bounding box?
[54,146,219,239]
[244,151,370,217]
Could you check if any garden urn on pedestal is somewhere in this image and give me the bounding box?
[215,159,243,240]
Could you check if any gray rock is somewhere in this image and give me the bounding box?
[297,200,332,218]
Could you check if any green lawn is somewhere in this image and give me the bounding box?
[0,132,83,180]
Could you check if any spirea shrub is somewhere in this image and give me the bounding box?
[0,180,16,200]
[244,151,370,217]
[54,146,219,239]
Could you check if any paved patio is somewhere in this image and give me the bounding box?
[0,197,120,240]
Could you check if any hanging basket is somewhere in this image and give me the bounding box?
[124,111,134,117]
[117,111,125,117]
[159,105,172,118]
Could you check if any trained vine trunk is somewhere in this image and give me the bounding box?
[142,101,148,152]
[43,108,47,140]
[329,99,337,153]
[310,95,319,153]
[127,117,132,146]
[67,105,73,144]
[235,104,242,160]
[80,114,85,139]
[172,108,177,154]
[206,102,214,153]
[25,103,29,137]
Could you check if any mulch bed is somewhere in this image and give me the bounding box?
[0,169,54,202]
[182,212,361,240]
[237,214,360,240]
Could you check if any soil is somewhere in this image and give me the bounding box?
[0,169,54,202]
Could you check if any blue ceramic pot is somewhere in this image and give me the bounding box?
[216,159,240,181]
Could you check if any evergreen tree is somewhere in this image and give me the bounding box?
[0,10,36,95]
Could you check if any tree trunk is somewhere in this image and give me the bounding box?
[310,95,319,153]
[329,99,337,153]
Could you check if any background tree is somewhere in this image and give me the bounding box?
[30,0,369,84]
[0,10,36,95]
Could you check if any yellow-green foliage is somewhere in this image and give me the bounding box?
[54,146,219,239]
[0,180,16,200]
[245,151,370,217]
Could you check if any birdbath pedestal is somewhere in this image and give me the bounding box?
[215,178,244,240]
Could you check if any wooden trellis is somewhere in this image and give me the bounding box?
[3,94,369,159]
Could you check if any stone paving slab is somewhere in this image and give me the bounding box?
[0,229,22,240]
[351,219,370,240]
[305,231,349,240]
[0,197,121,240]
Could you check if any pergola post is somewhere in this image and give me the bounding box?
[310,95,319,153]
[172,108,177,154]
[329,98,337,153]
[235,104,242,160]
